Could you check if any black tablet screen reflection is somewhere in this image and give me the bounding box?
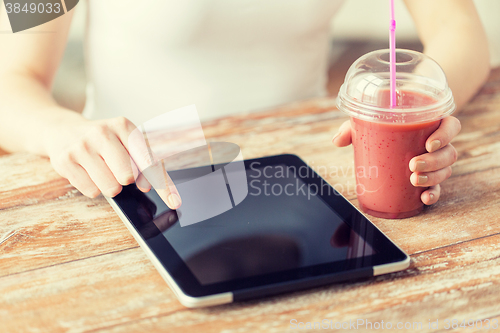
[143,165,375,285]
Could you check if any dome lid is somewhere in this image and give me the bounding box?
[336,49,455,123]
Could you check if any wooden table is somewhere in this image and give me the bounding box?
[1,67,500,333]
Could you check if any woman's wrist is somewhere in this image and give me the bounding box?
[39,107,88,157]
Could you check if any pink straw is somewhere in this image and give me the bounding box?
[389,0,397,108]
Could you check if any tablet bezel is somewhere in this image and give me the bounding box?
[107,154,410,307]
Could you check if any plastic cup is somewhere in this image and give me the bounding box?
[336,49,455,219]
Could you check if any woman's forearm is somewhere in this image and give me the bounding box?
[423,24,490,111]
[404,0,490,111]
[0,72,86,155]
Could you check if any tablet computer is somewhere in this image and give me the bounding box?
[106,154,409,308]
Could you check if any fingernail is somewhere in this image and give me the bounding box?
[415,160,427,172]
[429,140,441,152]
[332,132,341,143]
[167,193,181,209]
[429,193,435,202]
[417,175,428,185]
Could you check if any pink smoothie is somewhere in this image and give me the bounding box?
[351,90,440,219]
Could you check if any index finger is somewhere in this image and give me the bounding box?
[114,118,182,209]
[425,116,461,153]
[106,117,152,179]
[142,159,182,210]
[125,124,154,174]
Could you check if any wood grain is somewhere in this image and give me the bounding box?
[101,232,500,333]
[0,195,139,277]
[1,67,499,333]
[2,228,499,333]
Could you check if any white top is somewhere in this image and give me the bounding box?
[82,0,344,125]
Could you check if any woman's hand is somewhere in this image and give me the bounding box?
[332,116,461,205]
[43,116,182,209]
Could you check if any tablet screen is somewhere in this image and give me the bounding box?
[123,160,377,286]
